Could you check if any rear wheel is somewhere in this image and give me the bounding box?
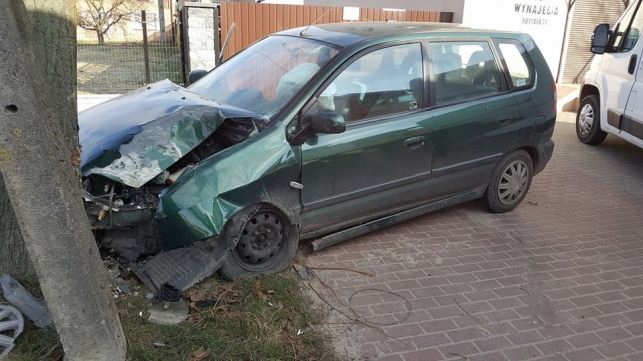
[482,150,533,213]
[576,95,607,145]
[219,205,298,279]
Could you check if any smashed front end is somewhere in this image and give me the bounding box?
[79,80,262,264]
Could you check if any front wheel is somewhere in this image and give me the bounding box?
[576,95,607,145]
[219,205,298,279]
[481,150,533,213]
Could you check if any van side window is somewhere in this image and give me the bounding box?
[623,5,643,51]
[497,41,534,89]
[430,41,500,105]
[310,43,424,123]
[612,3,639,51]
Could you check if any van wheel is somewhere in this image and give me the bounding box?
[482,150,533,213]
[219,205,298,280]
[576,95,607,145]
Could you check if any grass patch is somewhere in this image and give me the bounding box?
[7,271,340,361]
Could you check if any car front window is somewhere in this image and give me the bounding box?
[189,36,339,117]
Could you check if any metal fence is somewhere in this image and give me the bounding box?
[77,10,184,94]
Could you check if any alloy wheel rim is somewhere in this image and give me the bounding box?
[497,160,529,206]
[578,103,594,136]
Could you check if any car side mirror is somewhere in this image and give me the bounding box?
[304,110,346,135]
[188,69,208,85]
[591,24,611,54]
[289,110,346,145]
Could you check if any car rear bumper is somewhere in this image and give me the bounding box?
[534,138,554,175]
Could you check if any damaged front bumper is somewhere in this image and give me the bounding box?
[79,80,302,291]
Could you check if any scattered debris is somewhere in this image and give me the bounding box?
[153,341,166,348]
[0,305,24,359]
[145,292,155,300]
[191,347,211,361]
[116,283,130,294]
[296,329,303,336]
[0,274,52,328]
[148,283,189,325]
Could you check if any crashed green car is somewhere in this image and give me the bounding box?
[81,22,555,290]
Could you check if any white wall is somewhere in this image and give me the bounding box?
[462,0,568,76]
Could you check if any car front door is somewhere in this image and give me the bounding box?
[600,1,643,135]
[618,2,643,146]
[299,42,432,237]
[425,40,522,199]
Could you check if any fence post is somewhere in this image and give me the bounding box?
[213,7,220,67]
[141,10,151,84]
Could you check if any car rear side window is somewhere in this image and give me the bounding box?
[497,40,534,89]
[312,43,424,123]
[429,41,500,105]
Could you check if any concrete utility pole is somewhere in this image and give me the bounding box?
[0,1,126,360]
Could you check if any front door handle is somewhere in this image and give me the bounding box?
[403,136,425,149]
[497,116,513,125]
[629,54,638,75]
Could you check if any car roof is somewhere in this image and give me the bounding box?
[276,22,525,48]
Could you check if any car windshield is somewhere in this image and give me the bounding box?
[189,35,340,117]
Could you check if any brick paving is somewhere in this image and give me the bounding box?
[302,114,643,361]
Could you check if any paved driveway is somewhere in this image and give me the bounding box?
[303,113,643,361]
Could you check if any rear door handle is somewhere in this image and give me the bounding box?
[403,136,425,149]
[629,54,638,75]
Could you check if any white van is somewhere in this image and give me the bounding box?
[577,0,643,147]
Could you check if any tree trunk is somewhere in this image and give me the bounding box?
[0,172,37,284]
[0,1,126,360]
[97,30,105,45]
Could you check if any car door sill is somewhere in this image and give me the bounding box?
[310,186,486,251]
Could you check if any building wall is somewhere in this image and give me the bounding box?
[463,0,568,78]
[559,0,626,83]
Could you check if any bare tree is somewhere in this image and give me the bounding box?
[78,0,148,44]
[0,0,126,359]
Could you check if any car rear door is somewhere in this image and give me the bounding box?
[425,39,523,200]
[299,42,433,237]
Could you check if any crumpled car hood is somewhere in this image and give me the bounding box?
[79,79,257,188]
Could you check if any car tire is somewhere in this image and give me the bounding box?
[576,95,607,145]
[219,205,298,280]
[481,150,533,213]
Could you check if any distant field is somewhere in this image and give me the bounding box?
[77,43,183,94]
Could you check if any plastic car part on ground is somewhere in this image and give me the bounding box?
[0,305,25,359]
[0,274,51,328]
[147,284,188,325]
[132,237,230,293]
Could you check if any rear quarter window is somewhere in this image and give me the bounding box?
[496,40,534,90]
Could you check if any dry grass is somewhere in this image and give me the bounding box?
[6,270,342,361]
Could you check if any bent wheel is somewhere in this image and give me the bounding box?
[219,205,298,279]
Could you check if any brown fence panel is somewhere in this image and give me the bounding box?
[359,8,453,23]
[220,2,343,59]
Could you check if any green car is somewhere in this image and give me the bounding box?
[80,22,555,289]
